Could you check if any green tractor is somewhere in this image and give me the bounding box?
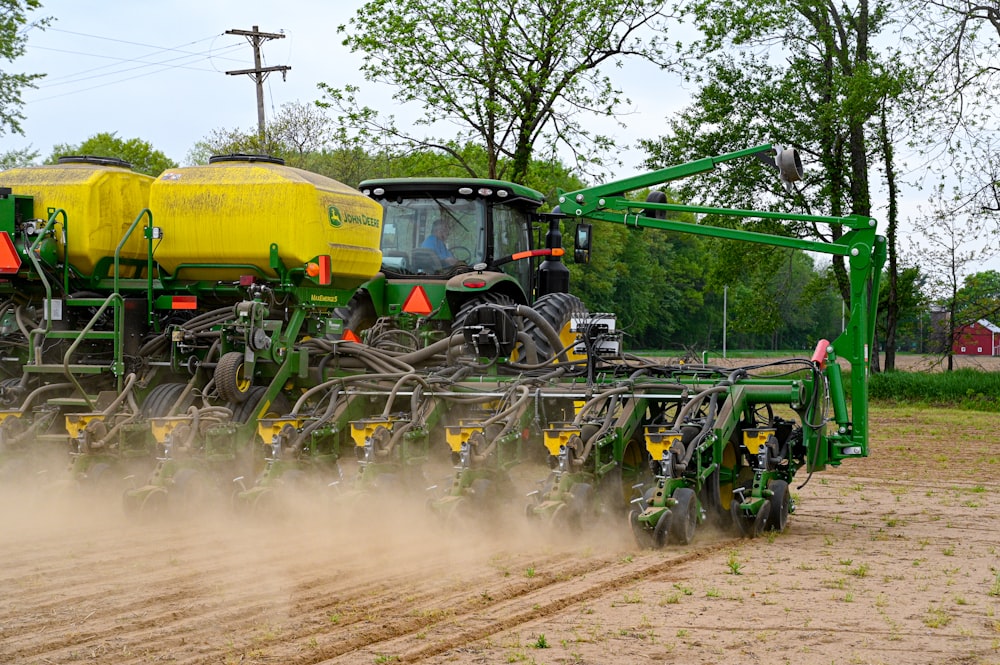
[341,178,583,352]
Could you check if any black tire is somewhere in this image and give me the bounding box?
[568,482,593,522]
[333,292,377,340]
[470,477,495,505]
[228,386,290,425]
[172,468,210,512]
[142,383,193,419]
[628,507,654,548]
[766,479,790,532]
[652,508,672,549]
[523,292,587,361]
[731,496,752,537]
[85,461,112,487]
[216,352,252,403]
[451,293,518,334]
[669,487,698,545]
[752,499,772,538]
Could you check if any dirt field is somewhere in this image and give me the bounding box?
[2,405,999,665]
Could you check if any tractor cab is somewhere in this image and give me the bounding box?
[359,178,547,296]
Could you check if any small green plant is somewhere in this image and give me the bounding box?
[525,566,536,578]
[328,612,341,624]
[726,550,743,575]
[850,563,869,578]
[989,570,1000,597]
[923,607,953,629]
[673,582,693,596]
[533,634,549,649]
[374,655,399,664]
[706,587,720,598]
[942,545,955,556]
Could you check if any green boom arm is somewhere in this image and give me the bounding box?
[557,144,887,468]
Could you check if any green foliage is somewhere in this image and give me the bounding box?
[47,132,177,177]
[869,369,1000,411]
[955,270,1000,325]
[0,145,38,170]
[323,0,677,182]
[0,0,48,137]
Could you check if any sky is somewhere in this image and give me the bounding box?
[6,0,675,172]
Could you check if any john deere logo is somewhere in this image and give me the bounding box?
[328,205,344,228]
[327,205,380,229]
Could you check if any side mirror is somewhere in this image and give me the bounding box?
[574,223,592,264]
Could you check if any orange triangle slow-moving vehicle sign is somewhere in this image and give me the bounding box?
[343,329,362,343]
[0,232,21,274]
[402,285,434,315]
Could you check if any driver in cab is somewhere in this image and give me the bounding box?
[422,219,459,266]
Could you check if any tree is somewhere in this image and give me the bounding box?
[321,0,679,183]
[909,181,999,369]
[955,270,1000,326]
[0,145,38,170]
[641,0,918,367]
[48,132,176,177]
[0,0,46,137]
[188,101,336,166]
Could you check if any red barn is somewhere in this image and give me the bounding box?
[953,319,1000,356]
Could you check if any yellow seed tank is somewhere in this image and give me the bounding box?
[0,157,153,276]
[150,157,383,284]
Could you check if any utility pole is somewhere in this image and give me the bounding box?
[225,26,291,140]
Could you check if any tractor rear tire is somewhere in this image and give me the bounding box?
[452,293,518,334]
[523,292,586,362]
[142,382,193,418]
[333,292,377,341]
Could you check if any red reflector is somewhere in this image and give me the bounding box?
[402,285,434,315]
[318,255,331,285]
[172,296,197,310]
[343,329,361,343]
[462,278,487,289]
[239,275,256,286]
[0,233,21,274]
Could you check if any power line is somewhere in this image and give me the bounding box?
[32,43,244,87]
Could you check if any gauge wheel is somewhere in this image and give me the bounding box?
[766,479,790,532]
[652,508,673,549]
[629,507,654,549]
[669,487,698,545]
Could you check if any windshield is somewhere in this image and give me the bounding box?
[379,197,484,276]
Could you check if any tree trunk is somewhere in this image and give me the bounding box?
[880,105,899,371]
